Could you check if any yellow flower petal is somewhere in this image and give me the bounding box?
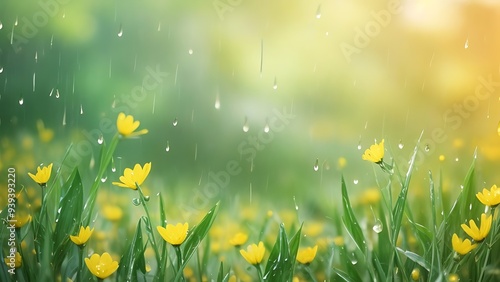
[362,139,384,164]
[28,163,53,186]
[112,163,151,190]
[84,252,119,279]
[157,223,189,246]
[117,112,149,138]
[239,241,265,265]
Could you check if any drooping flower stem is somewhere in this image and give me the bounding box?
[137,184,164,281]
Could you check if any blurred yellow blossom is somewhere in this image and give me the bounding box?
[84,252,119,279]
[102,205,123,222]
[4,252,22,268]
[116,112,148,138]
[362,139,384,164]
[461,213,492,242]
[448,273,460,282]
[452,233,476,255]
[337,157,347,169]
[229,232,248,247]
[28,163,53,186]
[12,213,31,228]
[296,245,318,265]
[37,119,54,143]
[112,162,151,190]
[70,226,94,246]
[240,242,265,265]
[411,268,420,281]
[157,223,189,246]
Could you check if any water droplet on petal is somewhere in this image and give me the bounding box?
[132,198,141,206]
[172,118,178,127]
[313,158,319,171]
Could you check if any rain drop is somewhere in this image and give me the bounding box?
[455,157,459,162]
[398,140,404,149]
[315,4,321,19]
[215,92,221,109]
[293,196,299,210]
[49,88,54,96]
[111,157,116,172]
[424,144,430,152]
[157,21,161,31]
[100,176,107,183]
[0,67,3,73]
[144,195,150,202]
[97,134,104,145]
[14,17,18,26]
[165,141,170,152]
[172,118,178,126]
[0,20,2,30]
[464,38,469,49]
[80,104,84,115]
[62,107,66,126]
[18,97,24,105]
[55,89,60,98]
[243,117,249,132]
[313,158,319,171]
[353,179,359,184]
[132,198,141,206]
[273,76,278,90]
[350,253,358,265]
[373,219,383,233]
[188,49,193,55]
[264,121,270,133]
[118,24,123,37]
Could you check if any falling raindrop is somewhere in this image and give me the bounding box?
[89,155,95,169]
[144,196,150,202]
[14,17,18,26]
[0,20,2,30]
[424,144,430,152]
[49,88,54,96]
[32,72,36,91]
[35,51,38,63]
[165,140,170,152]
[80,104,84,115]
[172,118,178,126]
[243,117,249,132]
[357,142,362,150]
[97,134,104,145]
[100,176,107,183]
[353,179,359,184]
[264,120,270,133]
[111,157,116,172]
[293,196,299,210]
[188,49,193,55]
[373,219,383,233]
[464,38,469,49]
[273,76,278,90]
[313,158,319,171]
[62,106,66,126]
[157,21,161,31]
[194,143,198,160]
[315,4,321,19]
[455,157,459,162]
[398,140,404,149]
[350,252,358,265]
[55,89,60,98]
[132,198,141,206]
[215,92,221,109]
[118,24,123,37]
[18,97,24,105]
[0,67,3,73]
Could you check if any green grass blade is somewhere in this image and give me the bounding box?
[341,175,367,254]
[175,201,220,281]
[263,223,295,281]
[391,131,422,243]
[397,248,430,271]
[217,262,224,282]
[52,168,84,272]
[117,219,147,281]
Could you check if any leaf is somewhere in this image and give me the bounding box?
[117,219,147,281]
[52,168,84,272]
[341,175,367,254]
[397,248,430,271]
[263,223,299,281]
[175,202,220,281]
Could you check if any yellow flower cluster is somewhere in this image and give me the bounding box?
[451,184,498,255]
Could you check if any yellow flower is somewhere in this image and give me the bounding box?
[116,112,148,138]
[28,163,53,186]
[452,233,477,255]
[102,205,123,222]
[70,226,94,246]
[112,162,151,190]
[229,232,248,247]
[411,268,420,281]
[362,139,384,164]
[84,252,119,279]
[476,185,500,207]
[240,241,265,265]
[296,245,318,264]
[12,213,32,228]
[448,274,460,282]
[157,223,189,246]
[4,252,22,268]
[461,213,492,242]
[37,119,54,143]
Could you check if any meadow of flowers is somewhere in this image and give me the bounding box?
[2,113,500,282]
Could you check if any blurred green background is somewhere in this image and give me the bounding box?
[2,0,500,220]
